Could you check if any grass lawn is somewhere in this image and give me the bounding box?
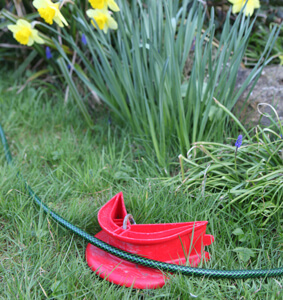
[0,74,282,299]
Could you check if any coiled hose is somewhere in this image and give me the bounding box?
[1,123,282,279]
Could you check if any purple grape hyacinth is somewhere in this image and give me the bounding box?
[235,134,243,148]
[45,46,52,59]
[81,33,87,45]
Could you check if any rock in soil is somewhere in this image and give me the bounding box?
[234,65,283,127]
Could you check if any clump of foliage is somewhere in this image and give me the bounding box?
[173,105,283,226]
[55,0,279,167]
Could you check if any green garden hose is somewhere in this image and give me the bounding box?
[1,123,282,279]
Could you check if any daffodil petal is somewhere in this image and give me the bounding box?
[232,3,243,14]
[17,19,31,29]
[33,0,53,9]
[253,0,260,8]
[33,0,43,8]
[53,17,63,27]
[27,38,34,46]
[31,29,45,44]
[86,9,96,18]
[7,24,19,33]
[245,5,254,16]
[53,11,68,27]
[107,0,120,12]
[86,9,103,18]
[231,0,243,13]
[107,16,118,30]
[57,11,68,26]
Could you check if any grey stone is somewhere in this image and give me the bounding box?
[234,65,283,127]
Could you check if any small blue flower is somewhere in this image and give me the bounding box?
[81,33,87,45]
[235,134,243,148]
[45,46,52,60]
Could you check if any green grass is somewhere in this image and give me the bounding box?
[0,75,283,299]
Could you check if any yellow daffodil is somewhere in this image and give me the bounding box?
[86,9,118,34]
[33,0,68,27]
[88,0,119,12]
[279,55,283,66]
[228,0,260,16]
[8,19,44,46]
